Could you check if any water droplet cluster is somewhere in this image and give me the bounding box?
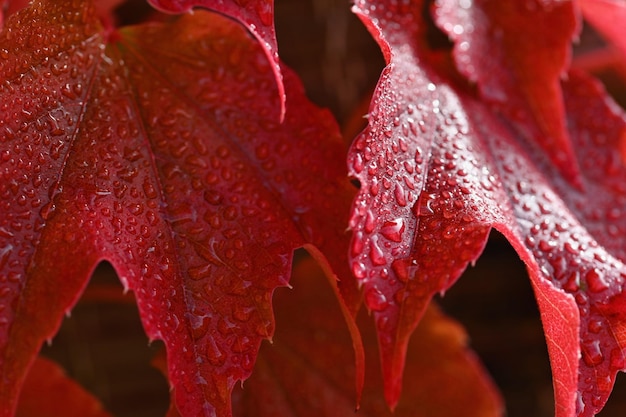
[1,6,352,416]
[0,0,102,345]
[108,17,286,412]
[433,0,581,183]
[488,100,626,415]
[347,53,505,326]
[349,4,626,414]
[113,11,352,413]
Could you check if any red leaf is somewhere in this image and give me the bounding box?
[433,0,581,184]
[16,357,112,417]
[0,1,356,416]
[348,0,626,415]
[579,0,626,59]
[146,0,284,118]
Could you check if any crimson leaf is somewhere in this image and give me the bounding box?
[0,1,356,416]
[432,0,581,183]
[147,0,284,118]
[347,0,626,416]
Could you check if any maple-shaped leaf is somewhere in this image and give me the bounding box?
[155,256,503,417]
[579,0,626,58]
[147,0,284,118]
[348,0,626,416]
[16,356,112,417]
[0,1,357,416]
[432,0,581,183]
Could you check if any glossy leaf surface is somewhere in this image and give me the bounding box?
[348,0,626,416]
[433,0,580,183]
[0,1,354,416]
[147,0,284,117]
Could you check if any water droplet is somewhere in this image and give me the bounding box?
[353,154,364,173]
[204,190,222,205]
[352,260,366,279]
[585,269,608,293]
[391,259,409,283]
[415,192,435,216]
[582,339,603,366]
[232,335,253,353]
[369,236,386,266]
[365,287,388,312]
[369,178,379,196]
[351,232,364,256]
[588,319,602,334]
[564,242,577,254]
[233,305,253,322]
[63,230,78,243]
[538,239,557,252]
[206,337,226,366]
[364,210,376,233]
[563,272,579,292]
[0,227,14,238]
[394,183,407,206]
[380,218,405,242]
[255,143,269,159]
[216,146,230,159]
[190,315,210,340]
[39,202,55,220]
[188,264,211,280]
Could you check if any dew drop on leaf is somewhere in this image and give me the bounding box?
[232,304,253,322]
[394,182,407,206]
[588,319,602,334]
[380,218,405,242]
[188,264,211,281]
[39,202,55,220]
[351,231,364,257]
[585,268,609,293]
[352,260,367,279]
[369,236,386,266]
[582,339,604,367]
[364,209,376,233]
[563,271,580,292]
[391,258,410,284]
[365,286,389,312]
[206,336,226,366]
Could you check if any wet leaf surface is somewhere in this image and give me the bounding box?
[348,1,626,415]
[0,1,354,416]
[147,0,284,117]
